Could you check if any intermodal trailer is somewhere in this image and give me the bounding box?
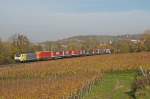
[55,51,64,59]
[105,49,111,54]
[93,49,101,55]
[70,50,79,57]
[63,50,72,58]
[36,51,53,60]
[79,50,85,56]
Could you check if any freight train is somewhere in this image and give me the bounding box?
[14,49,111,62]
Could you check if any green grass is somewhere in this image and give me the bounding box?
[136,87,150,99]
[83,71,136,99]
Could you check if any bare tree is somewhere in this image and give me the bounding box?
[10,33,31,53]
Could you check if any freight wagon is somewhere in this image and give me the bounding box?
[14,49,111,62]
[36,51,53,60]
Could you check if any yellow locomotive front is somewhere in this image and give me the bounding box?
[14,53,27,62]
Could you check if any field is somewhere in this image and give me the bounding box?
[83,71,136,99]
[0,52,150,99]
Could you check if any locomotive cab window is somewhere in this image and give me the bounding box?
[15,53,21,57]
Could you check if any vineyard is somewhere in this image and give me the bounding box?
[0,52,150,99]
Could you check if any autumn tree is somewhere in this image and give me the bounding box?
[30,43,43,51]
[67,41,80,50]
[81,38,98,50]
[10,33,31,53]
[112,40,130,53]
[0,38,14,64]
[142,30,150,51]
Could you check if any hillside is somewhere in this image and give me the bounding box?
[0,52,149,99]
[42,34,143,44]
[40,34,143,51]
[57,35,118,44]
[57,33,143,42]
[41,35,118,46]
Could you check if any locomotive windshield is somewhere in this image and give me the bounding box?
[15,53,21,57]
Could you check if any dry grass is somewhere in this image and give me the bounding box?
[0,52,150,99]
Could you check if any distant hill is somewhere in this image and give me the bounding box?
[57,34,144,44]
[118,34,143,40]
[57,35,119,44]
[40,34,143,50]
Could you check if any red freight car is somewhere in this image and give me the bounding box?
[70,50,76,56]
[54,51,64,59]
[71,50,80,56]
[36,51,54,60]
[63,50,72,57]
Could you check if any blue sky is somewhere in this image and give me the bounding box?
[0,0,150,42]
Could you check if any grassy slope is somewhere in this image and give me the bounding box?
[137,87,150,99]
[83,71,136,99]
